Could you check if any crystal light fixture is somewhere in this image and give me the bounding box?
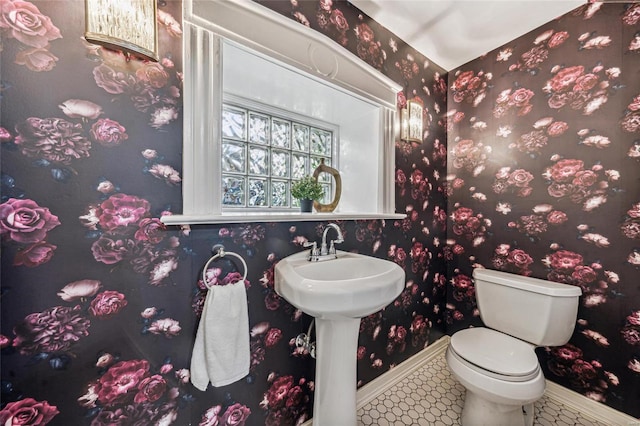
[85,0,159,61]
[400,99,423,142]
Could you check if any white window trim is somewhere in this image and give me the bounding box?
[161,0,404,225]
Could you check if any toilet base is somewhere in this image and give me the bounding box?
[461,390,534,426]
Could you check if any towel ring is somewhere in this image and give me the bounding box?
[202,244,248,289]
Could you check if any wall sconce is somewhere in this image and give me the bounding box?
[85,0,159,61]
[400,99,423,142]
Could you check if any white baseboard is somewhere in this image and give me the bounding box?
[544,380,638,425]
[301,335,637,426]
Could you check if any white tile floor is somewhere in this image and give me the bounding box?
[357,351,610,426]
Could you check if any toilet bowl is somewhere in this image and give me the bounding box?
[445,268,582,426]
[446,328,545,426]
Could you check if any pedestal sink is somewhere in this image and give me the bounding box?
[275,250,405,426]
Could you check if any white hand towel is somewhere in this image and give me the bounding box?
[190,280,250,390]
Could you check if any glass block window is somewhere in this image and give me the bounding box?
[221,101,336,209]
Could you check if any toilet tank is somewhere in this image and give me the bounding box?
[473,268,582,347]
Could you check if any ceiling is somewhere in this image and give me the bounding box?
[349,0,586,71]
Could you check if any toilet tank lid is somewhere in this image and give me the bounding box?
[473,268,582,297]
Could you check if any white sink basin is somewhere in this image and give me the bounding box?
[275,248,406,425]
[275,250,405,319]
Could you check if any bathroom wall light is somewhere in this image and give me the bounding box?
[85,0,159,61]
[400,99,423,142]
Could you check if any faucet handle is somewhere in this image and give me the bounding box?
[328,237,343,254]
[303,241,319,259]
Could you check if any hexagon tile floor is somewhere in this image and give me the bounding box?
[356,351,611,426]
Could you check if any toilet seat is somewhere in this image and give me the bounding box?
[450,327,540,382]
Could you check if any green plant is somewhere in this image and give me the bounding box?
[291,176,324,201]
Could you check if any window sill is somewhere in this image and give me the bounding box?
[160,212,406,225]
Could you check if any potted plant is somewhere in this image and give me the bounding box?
[291,176,324,212]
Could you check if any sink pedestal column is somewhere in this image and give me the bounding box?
[313,317,360,426]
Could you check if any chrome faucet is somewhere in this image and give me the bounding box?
[305,223,344,261]
[321,223,344,257]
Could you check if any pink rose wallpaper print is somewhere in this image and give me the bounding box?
[1,0,639,424]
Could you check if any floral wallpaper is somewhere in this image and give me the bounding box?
[446,2,640,419]
[0,1,447,425]
[3,0,638,424]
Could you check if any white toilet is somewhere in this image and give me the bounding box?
[445,268,582,426]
